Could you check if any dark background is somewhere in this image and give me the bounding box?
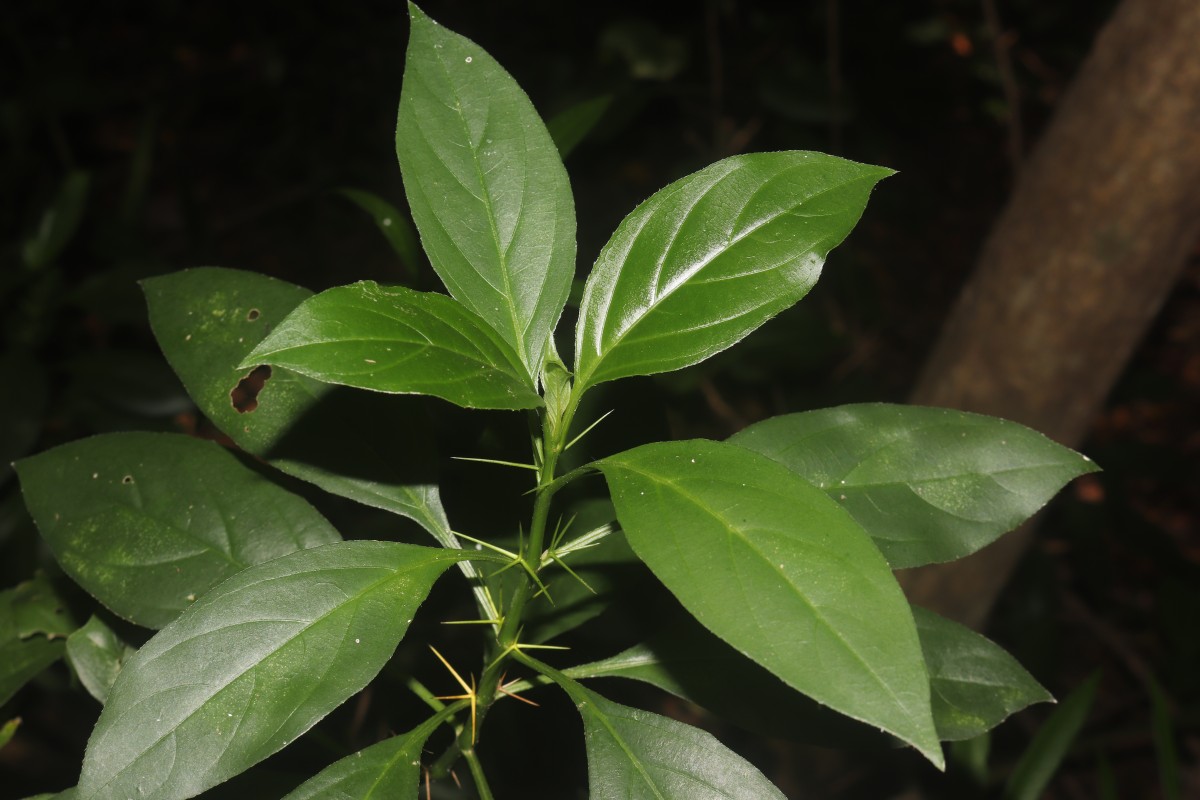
[2,1,1197,797]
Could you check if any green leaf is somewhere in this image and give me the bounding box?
[23,171,90,270]
[9,574,74,640]
[337,189,421,280]
[77,542,467,800]
[397,4,575,379]
[17,432,341,629]
[730,404,1099,567]
[143,268,449,538]
[532,658,785,799]
[0,577,70,705]
[574,152,891,391]
[280,706,454,800]
[65,616,137,705]
[547,95,612,158]
[914,606,1052,740]
[561,611,893,748]
[598,439,942,767]
[1004,673,1100,800]
[241,281,539,410]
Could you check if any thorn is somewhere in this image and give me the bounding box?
[451,456,538,472]
[498,673,541,707]
[429,646,477,744]
[565,409,614,451]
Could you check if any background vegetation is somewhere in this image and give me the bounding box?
[2,1,1196,797]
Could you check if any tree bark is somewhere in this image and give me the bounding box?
[901,0,1200,629]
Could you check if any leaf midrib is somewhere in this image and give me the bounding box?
[609,458,928,738]
[86,556,449,797]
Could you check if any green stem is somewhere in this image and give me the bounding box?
[464,746,495,800]
[435,381,585,776]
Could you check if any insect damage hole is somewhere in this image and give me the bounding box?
[246,308,261,321]
[231,365,272,413]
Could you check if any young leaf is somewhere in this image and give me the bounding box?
[531,659,786,799]
[730,404,1098,567]
[574,152,891,392]
[337,189,421,280]
[17,432,341,629]
[77,542,469,800]
[1004,673,1100,800]
[65,616,137,705]
[397,4,575,379]
[914,606,1053,741]
[280,706,455,800]
[598,439,942,767]
[143,268,449,537]
[241,281,539,410]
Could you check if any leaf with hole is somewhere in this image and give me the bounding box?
[242,281,539,409]
[144,268,451,539]
[730,404,1099,567]
[16,432,341,629]
[574,152,891,391]
[77,542,469,800]
[598,439,942,766]
[397,4,575,379]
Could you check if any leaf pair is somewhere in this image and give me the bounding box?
[243,7,893,417]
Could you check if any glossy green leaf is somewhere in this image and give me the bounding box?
[77,542,467,800]
[242,281,539,409]
[1004,673,1099,800]
[914,606,1052,740]
[574,152,891,391]
[0,577,70,705]
[23,171,90,270]
[143,268,449,537]
[281,706,454,800]
[17,432,341,629]
[337,189,421,280]
[730,404,1098,567]
[534,659,785,799]
[397,5,575,379]
[65,616,137,705]
[598,439,942,766]
[547,95,612,158]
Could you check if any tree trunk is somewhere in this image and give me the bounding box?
[901,0,1200,629]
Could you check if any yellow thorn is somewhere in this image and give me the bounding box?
[429,646,478,744]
